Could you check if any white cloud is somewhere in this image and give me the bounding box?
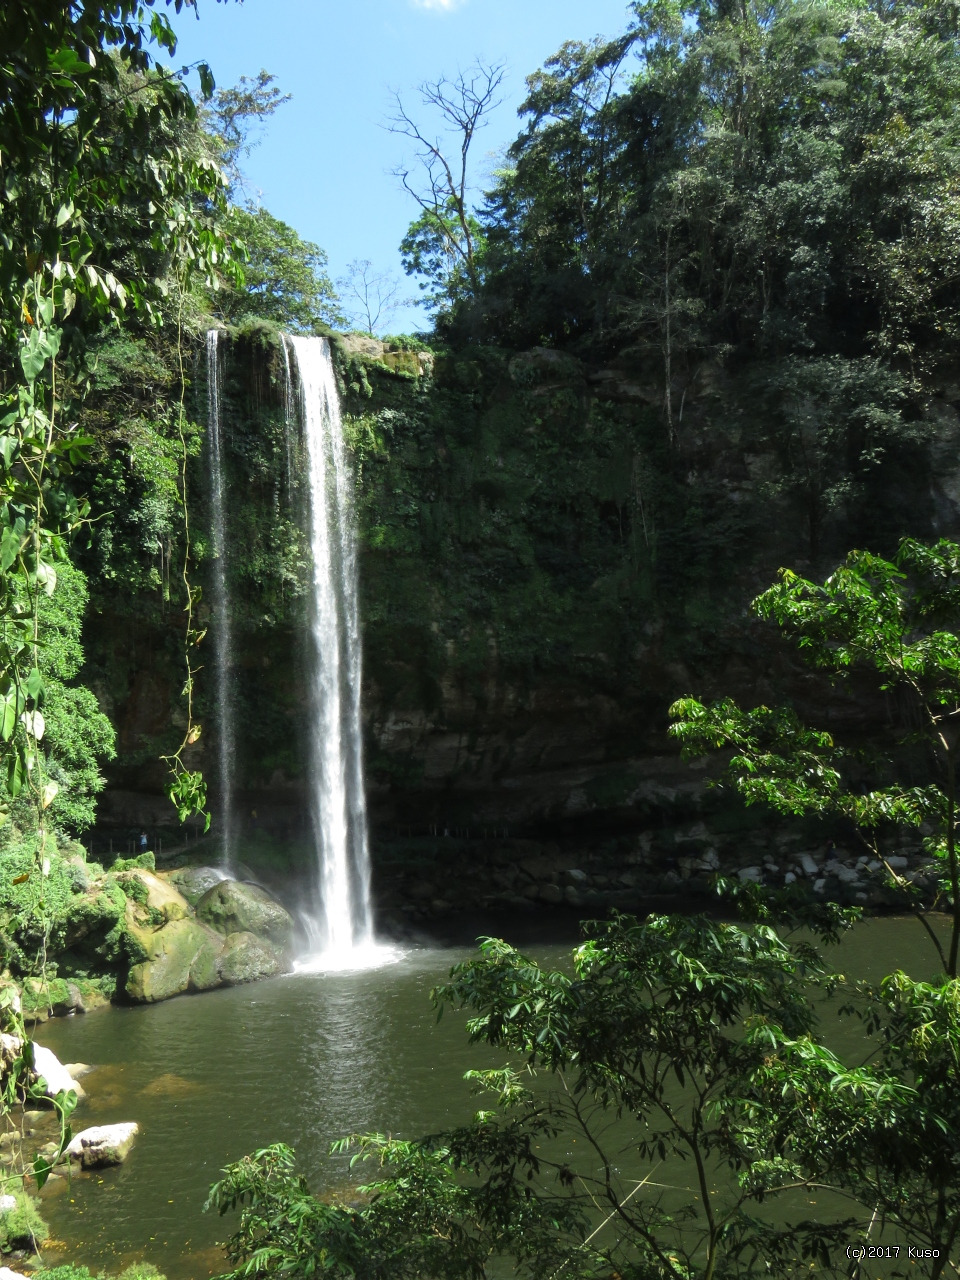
[410,0,465,11]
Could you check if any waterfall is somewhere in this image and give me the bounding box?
[285,335,374,961]
[280,333,297,499]
[206,330,236,871]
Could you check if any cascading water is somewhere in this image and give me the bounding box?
[280,332,297,499]
[285,335,377,965]
[206,330,237,871]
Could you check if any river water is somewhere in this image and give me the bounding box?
[35,915,950,1279]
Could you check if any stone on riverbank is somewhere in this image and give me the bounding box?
[66,1122,138,1169]
[32,1045,84,1099]
[196,881,295,951]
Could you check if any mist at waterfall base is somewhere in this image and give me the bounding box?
[207,333,398,974]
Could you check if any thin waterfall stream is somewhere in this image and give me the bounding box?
[206,330,236,871]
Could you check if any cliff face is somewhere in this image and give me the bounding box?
[87,331,960,863]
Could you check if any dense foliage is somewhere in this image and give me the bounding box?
[210,543,960,1278]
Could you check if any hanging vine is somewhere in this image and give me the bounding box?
[160,277,210,830]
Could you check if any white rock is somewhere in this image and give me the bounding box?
[836,865,861,884]
[887,855,909,870]
[0,1196,16,1213]
[66,1122,139,1169]
[0,1034,22,1066]
[32,1044,78,1098]
[737,866,762,882]
[0,1267,31,1280]
[813,878,826,894]
[784,871,797,885]
[801,854,819,876]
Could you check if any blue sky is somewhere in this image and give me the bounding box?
[167,0,637,327]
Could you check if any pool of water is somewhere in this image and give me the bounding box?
[34,914,951,1279]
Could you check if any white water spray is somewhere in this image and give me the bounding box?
[206,330,236,871]
[285,335,378,966]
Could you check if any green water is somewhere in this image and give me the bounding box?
[34,916,951,1279]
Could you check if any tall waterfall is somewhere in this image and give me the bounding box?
[206,331,237,870]
[285,335,374,961]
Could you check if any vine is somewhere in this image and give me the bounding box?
[160,278,209,829]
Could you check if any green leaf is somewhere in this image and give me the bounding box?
[0,697,16,743]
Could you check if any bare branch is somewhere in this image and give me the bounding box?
[336,259,410,334]
[386,60,505,301]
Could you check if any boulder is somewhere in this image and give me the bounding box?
[165,865,228,907]
[32,1044,83,1099]
[66,1122,138,1169]
[125,915,225,1003]
[196,881,295,951]
[0,1266,32,1280]
[22,976,88,1018]
[338,333,384,361]
[116,869,190,923]
[380,349,421,377]
[217,932,284,986]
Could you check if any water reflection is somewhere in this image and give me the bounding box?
[37,947,485,1279]
[33,917,951,1280]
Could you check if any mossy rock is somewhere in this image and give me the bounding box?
[217,932,283,986]
[165,865,228,907]
[113,870,189,924]
[380,349,421,377]
[124,916,225,1003]
[110,851,156,872]
[51,881,125,952]
[195,881,295,951]
[21,977,81,1020]
[0,1188,48,1251]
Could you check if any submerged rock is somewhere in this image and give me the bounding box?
[140,1072,201,1098]
[67,1121,139,1169]
[196,881,295,952]
[217,932,284,986]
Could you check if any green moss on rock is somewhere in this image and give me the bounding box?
[195,881,294,951]
[124,916,226,1003]
[217,932,283,986]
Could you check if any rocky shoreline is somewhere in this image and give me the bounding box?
[374,829,938,930]
[17,851,297,1023]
